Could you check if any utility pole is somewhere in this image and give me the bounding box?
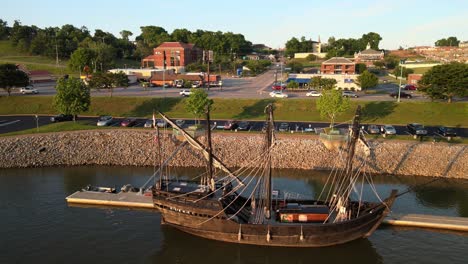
[397,59,406,103]
[55,44,59,67]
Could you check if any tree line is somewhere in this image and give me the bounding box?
[284,32,383,59]
[0,19,254,72]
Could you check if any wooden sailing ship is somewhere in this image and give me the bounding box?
[152,104,398,247]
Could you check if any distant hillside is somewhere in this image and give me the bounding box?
[0,40,140,77]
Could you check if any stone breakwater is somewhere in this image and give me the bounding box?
[0,130,466,178]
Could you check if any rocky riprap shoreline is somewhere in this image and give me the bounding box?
[0,130,466,178]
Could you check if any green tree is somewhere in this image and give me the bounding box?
[53,77,90,120]
[419,63,468,103]
[384,55,399,69]
[321,78,337,90]
[87,72,128,97]
[306,54,317,61]
[284,37,301,58]
[394,66,414,78]
[356,70,378,91]
[316,89,350,129]
[0,19,9,40]
[286,60,304,73]
[360,32,382,50]
[373,61,385,69]
[435,36,460,47]
[68,48,96,73]
[355,63,367,74]
[287,80,299,89]
[310,76,322,89]
[185,88,213,124]
[0,64,29,96]
[245,60,271,75]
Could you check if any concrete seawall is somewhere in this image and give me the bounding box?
[0,130,466,178]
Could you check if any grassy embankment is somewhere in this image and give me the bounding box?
[0,40,140,77]
[1,96,466,143]
[1,96,466,125]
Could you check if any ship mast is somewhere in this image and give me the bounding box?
[344,105,362,176]
[264,104,275,219]
[205,105,214,191]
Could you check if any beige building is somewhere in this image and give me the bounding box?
[354,43,384,67]
[288,73,360,90]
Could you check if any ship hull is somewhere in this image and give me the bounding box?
[155,191,397,247]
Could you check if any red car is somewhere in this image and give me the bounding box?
[272,83,286,90]
[121,118,137,127]
[404,84,417,90]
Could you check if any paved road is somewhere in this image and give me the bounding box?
[1,115,466,138]
[3,67,458,102]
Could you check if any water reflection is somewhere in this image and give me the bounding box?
[149,226,383,264]
[0,166,467,264]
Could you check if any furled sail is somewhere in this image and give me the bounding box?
[158,112,244,186]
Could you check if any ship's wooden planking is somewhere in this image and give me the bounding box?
[66,192,468,232]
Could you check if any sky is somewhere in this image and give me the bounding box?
[2,0,467,50]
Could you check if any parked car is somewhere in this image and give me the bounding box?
[407,123,427,136]
[144,119,154,128]
[180,90,192,97]
[120,118,137,127]
[192,81,201,88]
[50,114,75,122]
[272,83,286,90]
[389,91,412,99]
[437,126,457,137]
[261,122,276,133]
[269,91,288,98]
[97,116,113,126]
[278,122,290,132]
[381,125,397,136]
[156,119,170,128]
[306,90,322,97]
[237,121,251,131]
[367,125,380,134]
[175,119,186,128]
[342,91,358,98]
[223,120,238,130]
[403,84,417,90]
[20,85,38,94]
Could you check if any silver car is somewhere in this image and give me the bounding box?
[381,125,396,135]
[20,85,38,94]
[97,116,113,126]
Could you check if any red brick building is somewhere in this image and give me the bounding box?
[141,42,202,73]
[321,57,356,74]
[407,74,423,87]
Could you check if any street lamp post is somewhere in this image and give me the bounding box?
[397,59,406,103]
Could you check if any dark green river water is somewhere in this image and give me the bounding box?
[0,166,467,264]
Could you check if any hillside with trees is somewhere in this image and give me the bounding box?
[0,18,254,74]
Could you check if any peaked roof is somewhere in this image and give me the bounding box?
[156,42,196,49]
[322,57,354,64]
[360,48,382,55]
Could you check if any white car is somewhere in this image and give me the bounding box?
[97,116,113,126]
[20,85,38,94]
[306,90,322,97]
[381,125,396,135]
[144,119,154,128]
[180,90,192,97]
[269,91,288,98]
